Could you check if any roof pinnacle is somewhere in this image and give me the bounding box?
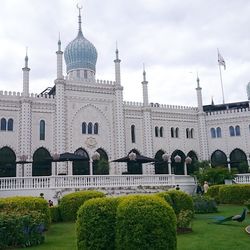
[77,4,83,35]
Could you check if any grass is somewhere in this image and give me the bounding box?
[13,205,250,250]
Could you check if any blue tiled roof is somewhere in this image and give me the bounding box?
[64,31,97,73]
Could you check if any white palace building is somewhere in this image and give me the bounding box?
[0,8,250,197]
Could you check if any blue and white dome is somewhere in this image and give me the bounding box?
[64,9,97,74]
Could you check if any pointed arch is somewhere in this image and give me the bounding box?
[186,128,189,138]
[88,122,93,134]
[94,122,99,134]
[171,150,185,175]
[73,148,90,175]
[93,148,109,175]
[216,127,221,138]
[229,126,235,136]
[32,147,51,176]
[171,127,174,138]
[7,118,13,131]
[0,146,16,177]
[190,128,194,138]
[160,126,164,137]
[40,120,45,140]
[211,150,227,167]
[154,150,168,174]
[187,151,198,174]
[127,149,142,174]
[131,125,136,143]
[1,118,6,131]
[82,122,87,134]
[235,125,241,136]
[230,148,247,173]
[175,127,179,138]
[155,126,159,137]
[211,128,216,138]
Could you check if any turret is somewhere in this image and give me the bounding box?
[114,43,121,85]
[56,34,63,79]
[196,76,203,112]
[22,49,30,97]
[141,64,149,106]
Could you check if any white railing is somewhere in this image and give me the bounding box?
[0,175,194,191]
[234,174,250,184]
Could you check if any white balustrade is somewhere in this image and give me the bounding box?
[234,174,250,184]
[0,174,188,190]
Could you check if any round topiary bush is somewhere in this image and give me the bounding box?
[156,192,173,207]
[116,195,177,250]
[166,190,194,216]
[76,197,119,250]
[49,206,62,222]
[59,190,105,221]
[219,184,250,204]
[0,196,50,228]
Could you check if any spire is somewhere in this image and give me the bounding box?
[143,63,147,82]
[24,47,29,68]
[196,72,200,88]
[58,32,61,51]
[211,96,214,105]
[115,41,119,60]
[77,4,83,36]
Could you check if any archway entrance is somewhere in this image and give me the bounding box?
[127,149,142,174]
[171,150,185,175]
[0,146,16,177]
[73,148,90,175]
[230,148,248,173]
[32,147,51,176]
[187,151,198,175]
[211,150,227,167]
[93,148,109,175]
[154,150,168,174]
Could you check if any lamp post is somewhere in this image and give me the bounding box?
[128,152,136,161]
[52,153,60,175]
[185,156,192,176]
[91,151,100,175]
[174,154,181,175]
[19,155,28,177]
[162,152,171,175]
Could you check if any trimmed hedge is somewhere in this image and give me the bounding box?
[0,211,45,249]
[0,196,50,228]
[76,197,119,250]
[166,190,194,216]
[49,206,62,222]
[219,184,250,204]
[193,195,218,213]
[116,195,177,250]
[156,192,174,207]
[59,190,105,221]
[206,185,223,203]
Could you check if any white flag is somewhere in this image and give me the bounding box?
[218,51,226,70]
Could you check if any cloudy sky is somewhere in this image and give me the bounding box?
[0,0,250,106]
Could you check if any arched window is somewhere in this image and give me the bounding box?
[186,128,189,138]
[190,128,194,138]
[171,127,174,138]
[40,120,45,140]
[94,123,98,134]
[155,126,159,137]
[88,122,93,134]
[216,127,221,138]
[0,118,6,131]
[7,118,13,131]
[229,126,235,137]
[211,128,216,138]
[175,127,179,138]
[235,125,240,136]
[82,122,87,134]
[160,127,163,137]
[131,125,135,143]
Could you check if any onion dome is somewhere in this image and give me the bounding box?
[64,6,97,74]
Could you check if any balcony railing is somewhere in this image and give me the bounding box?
[0,175,195,191]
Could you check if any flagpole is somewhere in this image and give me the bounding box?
[218,63,225,104]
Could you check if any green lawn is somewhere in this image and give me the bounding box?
[16,205,250,250]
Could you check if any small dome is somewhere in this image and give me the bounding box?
[64,31,97,73]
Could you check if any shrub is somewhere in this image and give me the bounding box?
[76,197,119,250]
[219,184,250,204]
[116,195,177,250]
[0,196,50,228]
[193,195,218,213]
[206,184,223,203]
[59,190,105,221]
[0,211,45,249]
[177,209,193,229]
[156,192,173,207]
[49,206,62,222]
[244,199,250,210]
[166,190,194,216]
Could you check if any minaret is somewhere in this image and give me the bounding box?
[54,37,66,174]
[113,46,126,174]
[195,76,209,161]
[114,43,121,85]
[196,76,203,113]
[19,50,32,176]
[22,49,30,97]
[141,66,153,174]
[142,64,149,106]
[56,34,63,79]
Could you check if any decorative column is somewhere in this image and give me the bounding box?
[196,77,209,161]
[113,48,126,174]
[19,53,32,177]
[142,68,153,174]
[54,39,67,174]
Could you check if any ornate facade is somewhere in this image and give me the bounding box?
[0,9,250,178]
